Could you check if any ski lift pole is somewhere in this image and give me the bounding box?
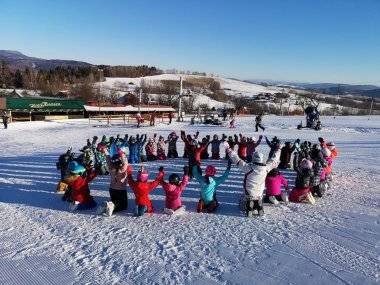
[369,97,374,117]
[138,89,142,113]
[177,76,183,122]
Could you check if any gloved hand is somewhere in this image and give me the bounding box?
[183,166,189,175]
[159,166,164,172]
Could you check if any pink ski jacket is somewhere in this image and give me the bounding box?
[265,175,288,196]
[161,175,189,210]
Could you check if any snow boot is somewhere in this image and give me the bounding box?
[135,205,148,217]
[255,200,264,216]
[281,193,289,204]
[96,201,107,215]
[105,201,115,217]
[69,201,80,211]
[246,199,254,217]
[197,199,205,213]
[268,196,279,205]
[164,208,175,215]
[207,201,218,213]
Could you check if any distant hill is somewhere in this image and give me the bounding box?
[247,79,380,97]
[0,50,92,70]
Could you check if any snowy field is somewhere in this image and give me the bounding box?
[0,116,379,285]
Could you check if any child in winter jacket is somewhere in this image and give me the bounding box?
[182,133,210,178]
[210,134,226,159]
[246,135,262,163]
[127,165,164,216]
[265,136,281,159]
[235,134,248,160]
[145,135,158,161]
[157,136,167,160]
[65,161,97,211]
[200,136,211,159]
[309,144,327,197]
[327,142,339,159]
[289,159,315,204]
[181,131,199,158]
[278,141,296,169]
[167,132,179,158]
[97,148,129,216]
[264,168,289,205]
[160,166,189,215]
[126,136,140,164]
[137,134,147,162]
[193,162,230,213]
[320,147,333,188]
[226,141,281,217]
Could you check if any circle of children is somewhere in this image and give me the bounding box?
[56,131,338,217]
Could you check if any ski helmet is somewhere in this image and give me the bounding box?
[300,159,313,170]
[205,165,216,177]
[68,161,86,174]
[253,152,264,164]
[168,173,180,185]
[137,170,149,182]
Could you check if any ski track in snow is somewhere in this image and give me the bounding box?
[0,116,379,284]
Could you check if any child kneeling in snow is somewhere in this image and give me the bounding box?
[264,168,289,205]
[65,161,97,211]
[160,166,189,215]
[193,162,230,213]
[289,159,315,204]
[127,165,164,216]
[226,141,280,217]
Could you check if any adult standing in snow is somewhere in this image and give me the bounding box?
[2,111,9,129]
[168,112,173,124]
[255,114,265,132]
[225,141,281,217]
[222,109,228,121]
[149,111,156,126]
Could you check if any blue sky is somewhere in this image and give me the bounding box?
[0,0,379,85]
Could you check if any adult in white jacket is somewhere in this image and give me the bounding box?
[224,141,281,217]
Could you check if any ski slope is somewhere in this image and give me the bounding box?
[0,116,379,285]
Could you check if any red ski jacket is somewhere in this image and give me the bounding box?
[65,170,97,204]
[127,166,164,212]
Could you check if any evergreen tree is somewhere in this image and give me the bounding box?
[14,70,24,88]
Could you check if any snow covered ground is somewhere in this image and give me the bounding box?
[0,116,379,284]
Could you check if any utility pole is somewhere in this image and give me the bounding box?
[369,97,374,116]
[138,88,142,113]
[177,76,183,122]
